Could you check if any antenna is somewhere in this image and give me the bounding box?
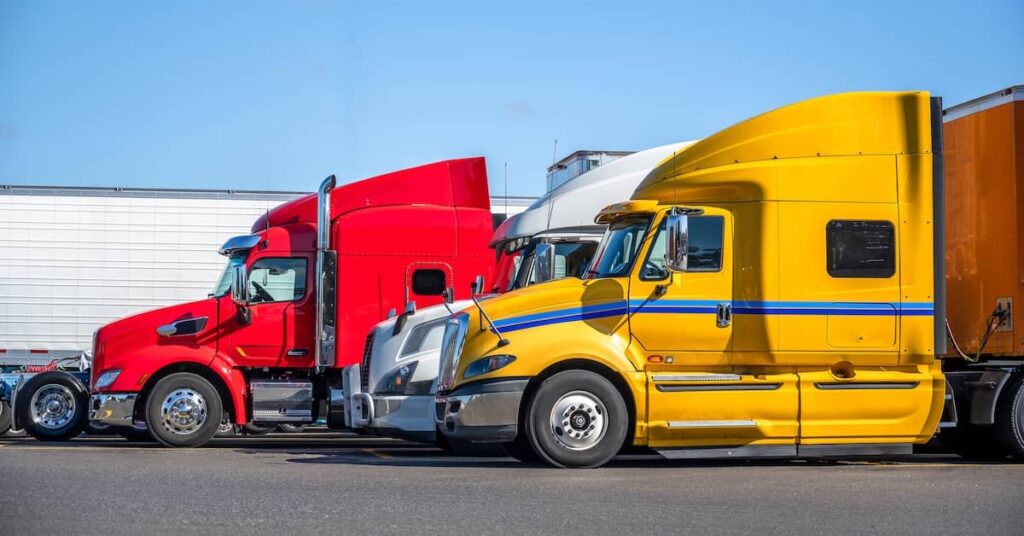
[504,162,509,217]
[551,139,558,166]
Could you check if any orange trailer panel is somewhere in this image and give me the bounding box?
[943,86,1023,356]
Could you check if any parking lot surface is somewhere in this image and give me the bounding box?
[2,432,1022,535]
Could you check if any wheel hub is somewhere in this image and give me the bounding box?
[30,384,76,429]
[549,390,608,451]
[160,388,208,435]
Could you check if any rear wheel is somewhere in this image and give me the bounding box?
[995,374,1024,460]
[0,400,12,436]
[16,372,89,441]
[524,370,628,468]
[145,373,222,448]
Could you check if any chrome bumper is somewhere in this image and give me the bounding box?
[435,379,528,444]
[89,393,137,425]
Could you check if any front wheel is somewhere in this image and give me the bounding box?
[524,370,628,468]
[16,371,90,441]
[145,373,223,448]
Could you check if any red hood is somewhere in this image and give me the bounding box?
[92,298,220,392]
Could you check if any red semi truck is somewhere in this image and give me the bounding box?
[82,158,495,446]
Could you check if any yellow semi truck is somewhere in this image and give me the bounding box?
[435,91,954,467]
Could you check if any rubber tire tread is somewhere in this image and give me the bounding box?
[525,370,627,468]
[0,400,12,436]
[145,373,222,448]
[994,373,1024,460]
[15,371,89,441]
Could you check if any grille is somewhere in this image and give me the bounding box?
[360,331,374,392]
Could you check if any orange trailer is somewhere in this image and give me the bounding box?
[940,86,1024,458]
[944,85,1024,357]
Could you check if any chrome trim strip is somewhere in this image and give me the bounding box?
[651,373,741,383]
[667,419,757,428]
[656,383,781,392]
[814,382,919,390]
[658,444,797,459]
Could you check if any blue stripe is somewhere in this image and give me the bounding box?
[494,299,934,332]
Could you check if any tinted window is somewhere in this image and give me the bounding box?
[248,258,307,303]
[412,269,446,295]
[826,220,895,278]
[641,216,725,280]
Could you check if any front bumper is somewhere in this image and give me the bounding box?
[435,378,528,444]
[89,393,137,425]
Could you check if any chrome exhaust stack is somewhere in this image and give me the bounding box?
[315,175,337,371]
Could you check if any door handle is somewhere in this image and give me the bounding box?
[286,349,309,357]
[716,303,732,328]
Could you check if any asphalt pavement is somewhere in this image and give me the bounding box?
[1,432,1022,535]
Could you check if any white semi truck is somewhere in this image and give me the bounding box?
[341,142,696,448]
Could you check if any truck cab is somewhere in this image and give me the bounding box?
[89,158,495,447]
[435,92,948,467]
[344,142,697,443]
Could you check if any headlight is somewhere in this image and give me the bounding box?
[375,362,430,396]
[463,354,516,380]
[437,313,469,392]
[94,369,121,389]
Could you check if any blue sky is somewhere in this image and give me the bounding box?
[1,1,1022,196]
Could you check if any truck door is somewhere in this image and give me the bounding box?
[227,256,315,368]
[631,209,799,449]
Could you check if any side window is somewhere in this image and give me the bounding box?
[248,258,307,304]
[640,216,724,280]
[826,220,895,278]
[412,268,446,296]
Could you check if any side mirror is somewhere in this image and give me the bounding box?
[665,212,690,272]
[534,243,556,283]
[230,264,249,306]
[442,286,455,304]
[471,275,485,296]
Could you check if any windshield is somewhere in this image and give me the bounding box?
[211,254,247,297]
[585,215,653,279]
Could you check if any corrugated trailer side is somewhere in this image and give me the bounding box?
[0,187,306,364]
[943,86,1023,357]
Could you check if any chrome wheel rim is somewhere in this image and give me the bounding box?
[30,384,76,430]
[160,388,208,435]
[549,390,608,451]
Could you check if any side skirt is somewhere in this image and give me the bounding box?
[656,443,912,460]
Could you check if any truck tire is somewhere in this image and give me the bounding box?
[0,400,12,436]
[15,371,90,441]
[995,374,1024,460]
[277,423,307,433]
[524,370,628,468]
[145,373,222,448]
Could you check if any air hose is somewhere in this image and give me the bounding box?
[946,305,1011,363]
